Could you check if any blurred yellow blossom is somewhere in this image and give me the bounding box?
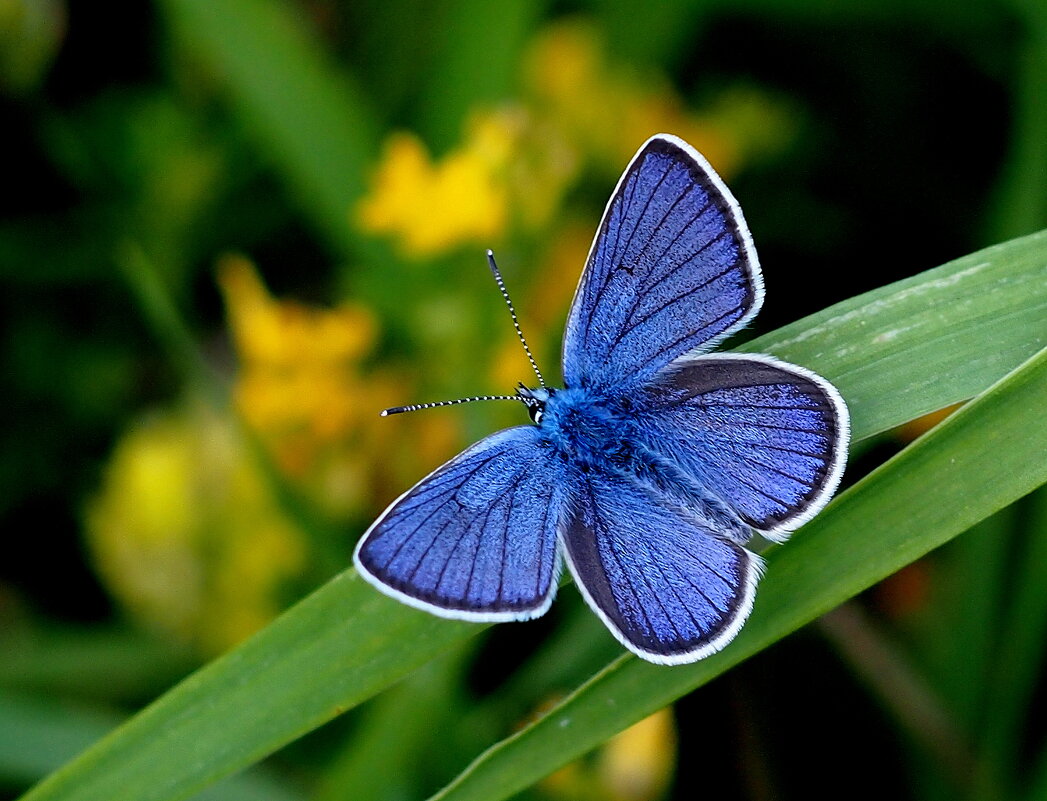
[477,22,797,395]
[220,255,464,516]
[597,707,677,801]
[496,110,579,231]
[356,19,792,262]
[219,254,382,518]
[86,402,307,654]
[526,221,596,330]
[522,21,727,171]
[542,707,677,801]
[523,20,794,178]
[356,119,512,258]
[87,255,469,654]
[357,107,579,258]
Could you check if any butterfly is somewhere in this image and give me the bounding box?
[354,133,849,664]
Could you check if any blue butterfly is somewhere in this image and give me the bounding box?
[354,133,849,664]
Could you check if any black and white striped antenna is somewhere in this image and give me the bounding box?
[380,394,523,417]
[485,249,545,388]
[379,250,545,417]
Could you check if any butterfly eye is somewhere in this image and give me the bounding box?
[529,405,544,425]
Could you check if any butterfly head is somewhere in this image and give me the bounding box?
[516,384,554,425]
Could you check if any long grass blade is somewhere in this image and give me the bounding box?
[427,345,1047,801]
[19,232,1047,801]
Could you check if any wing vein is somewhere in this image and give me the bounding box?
[590,483,656,641]
[637,536,687,642]
[611,258,738,352]
[433,501,495,597]
[625,168,696,287]
[693,401,827,412]
[405,517,454,583]
[533,489,553,601]
[715,467,793,507]
[643,193,717,288]
[666,553,724,620]
[615,222,729,335]
[708,438,827,459]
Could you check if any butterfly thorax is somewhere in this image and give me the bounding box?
[534,386,751,540]
[537,386,625,468]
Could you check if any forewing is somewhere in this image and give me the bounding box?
[562,469,761,664]
[562,133,763,393]
[354,427,565,621]
[637,353,850,541]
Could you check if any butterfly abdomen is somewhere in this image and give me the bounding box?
[624,443,751,542]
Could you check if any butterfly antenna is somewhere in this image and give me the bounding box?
[486,250,546,388]
[381,394,522,417]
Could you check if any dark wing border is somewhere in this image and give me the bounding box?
[657,352,850,541]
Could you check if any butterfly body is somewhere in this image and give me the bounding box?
[534,384,752,541]
[356,134,849,664]
[535,386,624,466]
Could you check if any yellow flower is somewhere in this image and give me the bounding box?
[86,402,307,654]
[88,254,475,654]
[597,707,677,801]
[523,21,714,168]
[218,254,460,523]
[495,109,579,232]
[218,254,382,518]
[220,253,376,370]
[356,124,511,258]
[356,106,580,258]
[355,19,793,263]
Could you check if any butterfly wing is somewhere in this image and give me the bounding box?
[634,353,849,541]
[354,426,566,620]
[562,467,761,664]
[562,133,763,394]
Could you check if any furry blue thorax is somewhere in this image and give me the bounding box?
[535,386,622,467]
[529,384,751,541]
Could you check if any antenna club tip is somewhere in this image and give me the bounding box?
[379,409,389,417]
[485,248,494,257]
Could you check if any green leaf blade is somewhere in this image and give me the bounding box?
[743,227,1047,438]
[21,574,482,801]
[428,344,1047,801]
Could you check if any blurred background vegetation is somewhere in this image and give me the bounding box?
[2,0,1046,799]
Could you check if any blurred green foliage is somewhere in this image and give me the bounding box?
[2,0,1046,800]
